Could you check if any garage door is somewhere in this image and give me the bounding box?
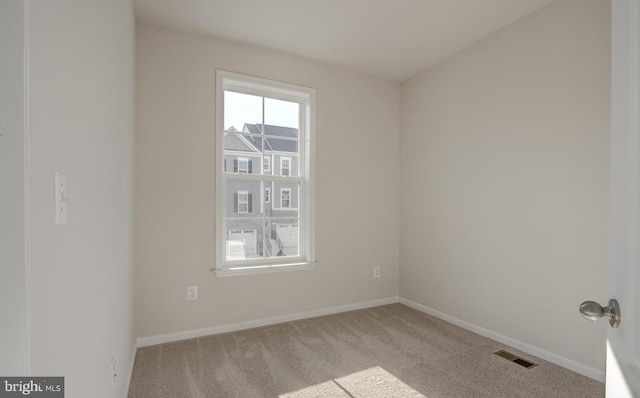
[228,229,257,256]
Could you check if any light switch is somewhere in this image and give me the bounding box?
[55,170,67,225]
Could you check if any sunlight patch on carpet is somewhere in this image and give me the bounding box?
[280,367,427,398]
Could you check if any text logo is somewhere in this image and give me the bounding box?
[0,378,63,398]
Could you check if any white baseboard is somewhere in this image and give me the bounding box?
[136,296,400,348]
[399,297,605,383]
[134,296,603,383]
[124,339,137,398]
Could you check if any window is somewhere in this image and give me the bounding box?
[216,70,315,275]
[236,157,249,174]
[236,191,249,213]
[281,157,291,176]
[264,157,271,173]
[281,188,291,208]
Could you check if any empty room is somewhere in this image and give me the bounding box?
[2,0,639,397]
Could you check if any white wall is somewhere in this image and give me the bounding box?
[0,0,28,376]
[27,1,135,397]
[400,0,610,376]
[135,24,400,338]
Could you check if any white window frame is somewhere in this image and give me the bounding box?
[281,157,291,176]
[281,188,291,208]
[215,70,316,276]
[265,187,271,203]
[237,157,249,174]
[237,190,249,214]
[264,156,271,173]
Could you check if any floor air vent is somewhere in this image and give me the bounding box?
[494,350,537,369]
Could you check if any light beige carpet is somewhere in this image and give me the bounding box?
[128,304,604,398]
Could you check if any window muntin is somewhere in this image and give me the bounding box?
[281,157,291,177]
[216,70,315,273]
[237,191,249,213]
[264,157,271,173]
[237,157,249,174]
[281,188,291,208]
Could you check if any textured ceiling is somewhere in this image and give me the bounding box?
[134,0,555,81]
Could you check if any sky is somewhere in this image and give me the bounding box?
[224,91,299,131]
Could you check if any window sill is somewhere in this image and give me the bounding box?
[213,262,316,277]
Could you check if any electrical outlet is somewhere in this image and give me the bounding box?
[373,267,381,278]
[187,285,198,301]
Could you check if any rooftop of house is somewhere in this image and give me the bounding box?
[224,123,298,154]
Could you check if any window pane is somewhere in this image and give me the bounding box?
[237,159,249,174]
[265,218,299,258]
[265,98,299,134]
[224,91,262,131]
[280,183,299,213]
[223,131,261,174]
[226,219,264,261]
[275,155,299,177]
[263,181,299,217]
[266,137,298,153]
[226,180,261,217]
[281,190,290,208]
[264,187,271,203]
[263,157,271,173]
[238,191,249,213]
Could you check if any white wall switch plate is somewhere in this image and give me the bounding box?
[110,357,117,388]
[187,285,198,301]
[54,170,67,225]
[373,266,381,278]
